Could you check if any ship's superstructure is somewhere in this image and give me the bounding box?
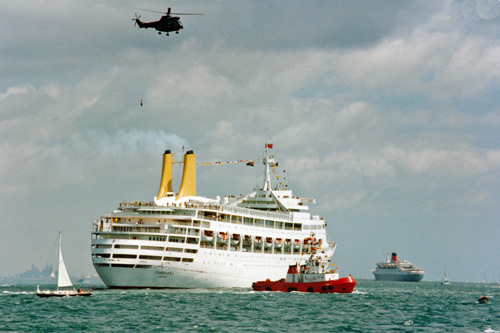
[372,252,424,282]
[91,144,336,288]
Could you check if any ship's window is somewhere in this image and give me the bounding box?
[256,219,265,227]
[139,255,162,260]
[244,217,254,226]
[220,214,230,222]
[201,211,217,220]
[111,264,134,268]
[188,228,200,236]
[285,223,293,230]
[113,254,137,259]
[193,220,201,227]
[169,236,185,243]
[182,258,194,263]
[294,223,302,231]
[166,247,183,252]
[135,265,152,269]
[164,257,181,262]
[232,216,242,224]
[95,263,109,267]
[186,237,199,244]
[265,220,274,228]
[97,244,112,249]
[202,222,210,228]
[168,226,186,235]
[275,222,283,229]
[141,246,165,251]
[176,210,196,217]
[95,253,111,259]
[185,249,198,254]
[115,245,138,249]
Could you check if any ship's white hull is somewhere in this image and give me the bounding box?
[95,252,307,288]
[372,269,424,282]
[94,247,334,288]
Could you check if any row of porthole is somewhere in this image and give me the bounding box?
[264,285,335,292]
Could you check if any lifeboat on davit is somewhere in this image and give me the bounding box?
[252,253,356,293]
[230,234,240,246]
[201,230,214,244]
[217,232,228,244]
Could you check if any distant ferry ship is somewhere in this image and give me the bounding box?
[372,252,424,282]
[91,143,337,288]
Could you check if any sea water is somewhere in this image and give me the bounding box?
[1,280,499,332]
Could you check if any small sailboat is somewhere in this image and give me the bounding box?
[36,233,91,297]
[441,266,451,285]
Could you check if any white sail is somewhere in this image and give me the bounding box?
[57,233,73,289]
[442,266,451,284]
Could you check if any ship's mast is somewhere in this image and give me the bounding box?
[262,135,276,191]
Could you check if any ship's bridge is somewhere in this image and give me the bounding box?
[238,189,313,212]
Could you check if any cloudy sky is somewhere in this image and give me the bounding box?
[1,0,499,282]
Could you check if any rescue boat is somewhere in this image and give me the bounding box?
[252,252,356,293]
[477,295,490,304]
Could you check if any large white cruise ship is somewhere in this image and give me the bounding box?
[91,144,336,288]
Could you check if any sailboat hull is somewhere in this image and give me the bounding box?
[36,290,92,298]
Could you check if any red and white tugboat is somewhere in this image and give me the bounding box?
[252,252,356,293]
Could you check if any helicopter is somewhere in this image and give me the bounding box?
[132,7,201,36]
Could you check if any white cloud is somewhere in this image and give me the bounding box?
[0,83,38,101]
[332,29,500,100]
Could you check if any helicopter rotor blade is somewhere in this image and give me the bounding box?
[135,7,202,15]
[170,13,203,15]
[135,8,168,14]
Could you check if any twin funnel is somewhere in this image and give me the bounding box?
[156,150,174,199]
[155,150,196,204]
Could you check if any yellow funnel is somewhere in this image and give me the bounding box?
[176,150,196,200]
[156,150,173,200]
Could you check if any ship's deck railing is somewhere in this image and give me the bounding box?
[117,200,295,222]
[191,201,293,221]
[112,200,327,229]
[118,201,155,208]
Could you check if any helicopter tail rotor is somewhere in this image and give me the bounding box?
[132,13,142,26]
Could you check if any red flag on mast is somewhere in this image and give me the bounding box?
[265,143,273,149]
